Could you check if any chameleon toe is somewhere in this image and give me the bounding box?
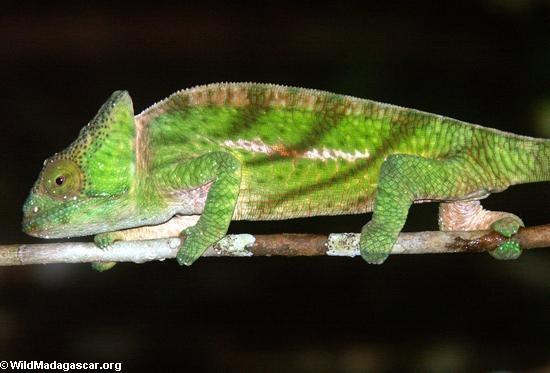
[176,247,196,266]
[489,240,522,260]
[91,261,117,272]
[491,216,524,238]
[361,251,391,265]
[92,233,118,271]
[94,232,117,249]
[176,229,202,266]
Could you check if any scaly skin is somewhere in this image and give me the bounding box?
[22,83,550,267]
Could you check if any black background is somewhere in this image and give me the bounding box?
[1,1,549,371]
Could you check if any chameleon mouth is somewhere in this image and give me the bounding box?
[22,209,39,235]
[21,194,90,239]
[22,214,56,239]
[21,221,37,236]
[22,195,139,239]
[21,202,78,239]
[21,214,92,239]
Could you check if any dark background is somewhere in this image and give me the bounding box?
[1,1,549,371]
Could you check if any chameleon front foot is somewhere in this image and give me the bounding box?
[359,221,396,264]
[176,227,209,266]
[92,232,118,271]
[172,152,241,266]
[489,216,524,260]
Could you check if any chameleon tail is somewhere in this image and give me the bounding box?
[484,134,550,187]
[534,139,550,183]
[514,137,549,184]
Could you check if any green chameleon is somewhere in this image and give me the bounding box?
[22,83,549,269]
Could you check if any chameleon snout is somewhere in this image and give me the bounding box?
[21,195,48,237]
[21,216,39,237]
[21,210,42,237]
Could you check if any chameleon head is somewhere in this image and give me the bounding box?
[22,90,138,238]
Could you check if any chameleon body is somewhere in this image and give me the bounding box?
[22,83,549,266]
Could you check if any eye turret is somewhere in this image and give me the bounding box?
[42,159,82,198]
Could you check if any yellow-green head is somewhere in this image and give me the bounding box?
[22,91,136,238]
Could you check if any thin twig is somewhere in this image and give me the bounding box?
[0,224,548,266]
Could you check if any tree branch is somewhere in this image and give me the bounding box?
[0,224,548,266]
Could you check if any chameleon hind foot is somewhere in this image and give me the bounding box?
[439,201,524,261]
[176,221,226,266]
[489,216,523,260]
[360,154,459,264]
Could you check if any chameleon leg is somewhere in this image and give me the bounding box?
[360,154,460,264]
[170,152,242,266]
[439,201,524,260]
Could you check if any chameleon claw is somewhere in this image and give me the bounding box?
[489,240,522,260]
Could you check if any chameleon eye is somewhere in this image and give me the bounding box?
[42,159,82,198]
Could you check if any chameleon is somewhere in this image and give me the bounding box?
[21,83,549,269]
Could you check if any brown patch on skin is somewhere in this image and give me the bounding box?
[296,91,316,110]
[135,102,167,125]
[228,85,250,107]
[136,83,391,125]
[202,84,252,107]
[190,89,208,106]
[438,200,520,231]
[339,97,355,116]
[271,143,300,158]
[134,116,150,175]
[271,88,289,107]
[208,86,230,106]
